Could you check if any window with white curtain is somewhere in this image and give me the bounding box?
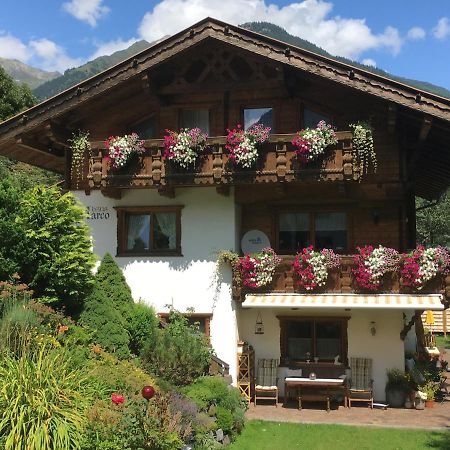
[315,212,347,251]
[181,109,210,134]
[278,213,310,253]
[118,207,182,255]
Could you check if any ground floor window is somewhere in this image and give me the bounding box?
[278,316,348,365]
[158,313,211,338]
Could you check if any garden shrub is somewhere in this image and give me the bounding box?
[0,339,100,450]
[142,309,212,386]
[184,376,247,438]
[81,254,131,359]
[15,186,96,312]
[129,301,159,356]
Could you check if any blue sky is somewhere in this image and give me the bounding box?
[0,0,449,91]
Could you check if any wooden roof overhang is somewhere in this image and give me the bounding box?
[0,17,450,197]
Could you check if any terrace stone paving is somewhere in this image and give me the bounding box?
[246,398,450,430]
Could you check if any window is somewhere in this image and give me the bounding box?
[277,212,347,254]
[279,317,348,365]
[303,108,331,128]
[159,313,211,337]
[243,107,273,131]
[181,109,210,134]
[132,116,156,139]
[116,206,182,256]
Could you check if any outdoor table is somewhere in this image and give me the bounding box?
[284,377,346,412]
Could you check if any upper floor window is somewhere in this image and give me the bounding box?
[116,206,182,256]
[244,107,273,131]
[132,116,156,139]
[277,211,347,254]
[303,108,331,129]
[181,109,210,134]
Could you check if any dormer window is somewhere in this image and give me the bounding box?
[244,107,273,131]
[181,109,210,134]
[303,108,331,129]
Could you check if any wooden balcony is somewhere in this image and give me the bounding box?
[86,132,357,193]
[232,255,450,302]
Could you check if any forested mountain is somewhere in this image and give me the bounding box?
[33,40,156,100]
[241,22,450,99]
[0,57,60,89]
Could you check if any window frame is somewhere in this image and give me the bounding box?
[275,210,350,255]
[178,108,211,134]
[278,316,349,366]
[116,206,183,257]
[158,312,212,338]
[300,102,334,129]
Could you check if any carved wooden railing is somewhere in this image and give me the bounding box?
[233,255,450,303]
[86,131,356,191]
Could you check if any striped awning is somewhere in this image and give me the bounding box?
[241,293,444,310]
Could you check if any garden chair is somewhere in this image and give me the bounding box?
[347,357,374,408]
[254,358,279,406]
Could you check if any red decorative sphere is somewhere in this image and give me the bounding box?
[142,385,155,400]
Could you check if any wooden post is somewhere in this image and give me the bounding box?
[444,309,447,338]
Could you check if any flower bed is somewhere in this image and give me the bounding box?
[164,127,208,169]
[226,124,271,168]
[105,133,145,170]
[353,245,401,292]
[236,247,281,289]
[401,246,450,290]
[293,246,341,291]
[292,120,337,163]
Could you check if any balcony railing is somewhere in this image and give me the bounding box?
[232,255,450,302]
[86,132,357,191]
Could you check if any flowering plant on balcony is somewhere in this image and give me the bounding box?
[236,247,282,288]
[293,246,341,291]
[401,246,450,290]
[163,128,208,169]
[353,245,401,291]
[292,120,338,163]
[104,133,145,170]
[226,124,271,168]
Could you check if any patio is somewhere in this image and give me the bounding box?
[246,396,450,430]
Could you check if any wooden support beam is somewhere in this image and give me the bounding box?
[16,136,63,159]
[44,121,71,148]
[387,103,397,134]
[158,186,175,198]
[419,116,433,142]
[101,188,122,199]
[406,115,434,177]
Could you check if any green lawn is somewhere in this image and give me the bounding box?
[229,421,450,450]
[435,334,450,349]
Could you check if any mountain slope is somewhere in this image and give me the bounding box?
[33,40,154,100]
[0,57,60,90]
[241,22,450,100]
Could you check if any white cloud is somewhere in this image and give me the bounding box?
[138,0,403,59]
[361,58,376,67]
[29,38,83,72]
[90,38,138,60]
[433,17,450,40]
[62,0,110,27]
[407,26,426,40]
[0,33,31,61]
[0,32,82,72]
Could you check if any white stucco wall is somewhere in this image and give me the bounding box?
[74,187,239,381]
[238,307,405,401]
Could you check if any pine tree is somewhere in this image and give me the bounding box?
[80,253,133,359]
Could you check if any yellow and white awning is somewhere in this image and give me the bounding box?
[241,293,444,310]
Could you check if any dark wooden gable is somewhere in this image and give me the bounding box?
[0,17,449,199]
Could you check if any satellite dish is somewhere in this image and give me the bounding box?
[241,230,271,254]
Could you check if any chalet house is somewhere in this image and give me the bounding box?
[1,18,450,402]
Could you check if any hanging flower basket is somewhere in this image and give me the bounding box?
[226,124,271,168]
[401,246,450,290]
[163,128,208,169]
[353,245,400,292]
[293,246,341,291]
[236,247,282,289]
[292,120,337,164]
[104,133,145,170]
